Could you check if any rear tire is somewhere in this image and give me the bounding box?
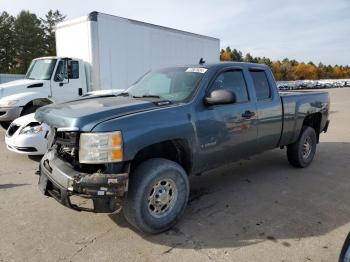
[287,126,317,168]
[123,158,189,234]
[0,122,10,130]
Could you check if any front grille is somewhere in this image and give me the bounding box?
[50,130,105,173]
[7,124,20,136]
[53,131,80,166]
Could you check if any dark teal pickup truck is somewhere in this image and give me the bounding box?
[36,62,330,233]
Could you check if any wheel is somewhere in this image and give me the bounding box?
[21,106,38,116]
[287,126,317,168]
[0,122,10,130]
[123,158,189,234]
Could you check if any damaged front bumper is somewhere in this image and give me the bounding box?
[38,150,128,213]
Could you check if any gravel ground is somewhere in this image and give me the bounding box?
[0,88,349,262]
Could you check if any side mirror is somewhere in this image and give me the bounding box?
[204,89,236,106]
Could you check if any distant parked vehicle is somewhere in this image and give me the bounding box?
[0,11,219,130]
[5,113,49,155]
[4,89,125,156]
[277,79,350,90]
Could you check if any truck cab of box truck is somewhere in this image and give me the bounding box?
[0,56,87,129]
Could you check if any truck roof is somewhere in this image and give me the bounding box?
[33,56,82,61]
[179,62,270,70]
[57,11,219,42]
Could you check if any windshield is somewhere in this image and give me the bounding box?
[125,67,207,102]
[25,59,57,80]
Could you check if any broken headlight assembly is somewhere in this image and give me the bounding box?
[79,131,123,164]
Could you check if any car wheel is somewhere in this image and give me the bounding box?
[123,158,189,234]
[287,126,317,168]
[0,122,10,130]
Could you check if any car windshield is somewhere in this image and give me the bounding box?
[125,67,207,102]
[25,59,57,80]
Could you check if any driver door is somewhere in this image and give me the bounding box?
[50,60,82,103]
[195,69,258,171]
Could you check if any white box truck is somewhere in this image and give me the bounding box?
[0,11,219,129]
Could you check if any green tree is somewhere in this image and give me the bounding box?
[14,10,46,73]
[231,49,243,61]
[41,10,66,56]
[0,12,16,73]
[258,57,272,66]
[244,53,254,63]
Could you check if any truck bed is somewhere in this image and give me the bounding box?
[279,90,330,146]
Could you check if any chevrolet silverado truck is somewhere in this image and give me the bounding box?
[35,62,330,234]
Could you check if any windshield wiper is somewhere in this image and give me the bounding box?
[116,92,131,97]
[132,95,162,99]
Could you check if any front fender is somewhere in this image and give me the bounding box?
[91,104,197,161]
[0,91,52,107]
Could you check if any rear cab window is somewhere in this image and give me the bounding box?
[249,70,272,101]
[69,61,79,79]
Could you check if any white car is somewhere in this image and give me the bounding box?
[5,113,49,155]
[4,89,125,155]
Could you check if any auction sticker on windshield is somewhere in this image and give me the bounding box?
[185,68,208,73]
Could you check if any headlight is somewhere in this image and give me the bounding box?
[20,124,44,135]
[0,100,19,107]
[79,131,123,164]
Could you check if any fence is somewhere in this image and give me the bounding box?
[0,74,25,84]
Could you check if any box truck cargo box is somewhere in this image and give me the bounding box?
[56,12,220,91]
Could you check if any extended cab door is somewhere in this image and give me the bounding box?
[195,68,258,171]
[248,68,283,151]
[50,59,83,103]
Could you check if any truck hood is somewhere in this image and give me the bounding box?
[0,79,45,99]
[35,96,168,131]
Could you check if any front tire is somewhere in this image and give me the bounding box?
[123,158,189,234]
[287,126,317,168]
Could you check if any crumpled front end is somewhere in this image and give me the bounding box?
[38,130,129,213]
[5,113,49,155]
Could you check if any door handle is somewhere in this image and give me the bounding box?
[242,110,255,119]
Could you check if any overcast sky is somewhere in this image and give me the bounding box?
[2,0,349,65]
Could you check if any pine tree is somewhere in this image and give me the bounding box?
[41,10,66,56]
[14,10,46,73]
[0,12,16,73]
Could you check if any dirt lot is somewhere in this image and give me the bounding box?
[0,88,349,262]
